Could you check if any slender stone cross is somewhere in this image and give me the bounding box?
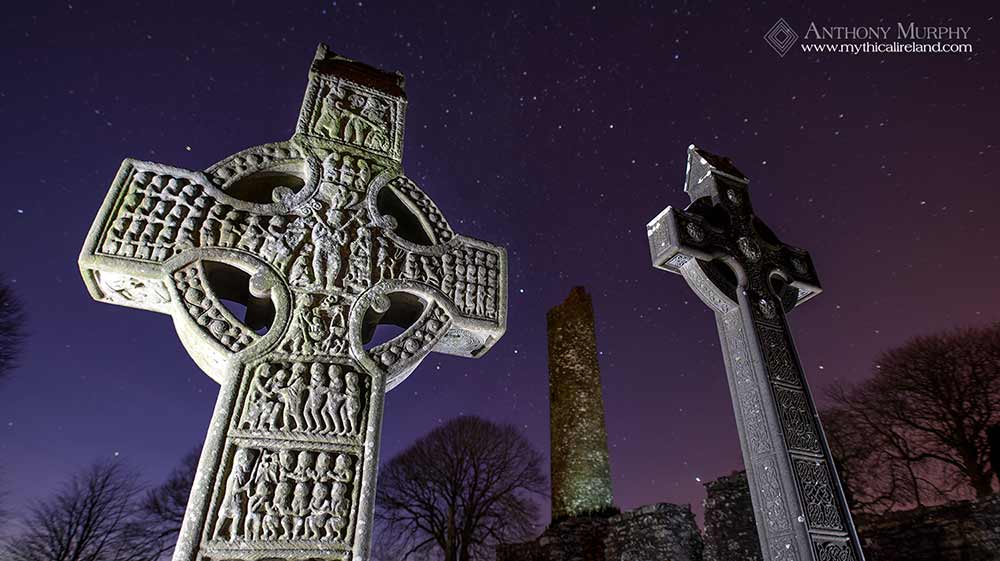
[78,45,507,561]
[646,146,864,561]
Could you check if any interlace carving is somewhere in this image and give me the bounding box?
[794,459,844,531]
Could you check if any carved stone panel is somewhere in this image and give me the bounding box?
[813,540,856,561]
[774,387,821,454]
[757,324,801,387]
[722,311,773,457]
[299,74,405,162]
[752,454,792,534]
[204,444,359,550]
[793,459,845,532]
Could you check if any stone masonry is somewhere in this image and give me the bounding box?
[702,472,761,561]
[548,286,614,520]
[857,495,1000,561]
[496,503,703,561]
[702,470,1000,561]
[604,503,704,561]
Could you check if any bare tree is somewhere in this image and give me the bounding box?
[3,461,162,561]
[134,447,200,559]
[823,403,926,513]
[375,416,546,561]
[826,323,1000,512]
[0,274,25,382]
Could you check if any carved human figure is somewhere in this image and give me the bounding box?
[345,227,371,288]
[278,365,306,431]
[291,450,314,483]
[306,482,330,539]
[219,210,242,247]
[360,97,386,137]
[213,447,255,542]
[440,253,455,296]
[341,371,361,434]
[328,298,347,334]
[325,481,349,540]
[244,478,270,540]
[313,452,333,483]
[255,450,281,486]
[376,239,397,280]
[322,366,345,434]
[238,215,266,253]
[262,502,280,540]
[273,479,294,539]
[314,88,343,138]
[333,453,353,484]
[258,370,284,431]
[339,94,370,144]
[403,254,419,279]
[243,363,274,430]
[291,480,311,539]
[305,309,331,354]
[288,243,314,287]
[420,256,440,287]
[304,364,328,432]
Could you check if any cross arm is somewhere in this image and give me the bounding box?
[646,203,731,275]
[770,241,822,306]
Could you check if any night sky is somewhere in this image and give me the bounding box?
[2,1,998,529]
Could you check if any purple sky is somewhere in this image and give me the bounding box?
[1,0,998,529]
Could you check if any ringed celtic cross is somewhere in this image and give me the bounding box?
[79,45,507,561]
[646,146,864,561]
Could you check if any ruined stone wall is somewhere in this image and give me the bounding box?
[497,503,703,561]
[604,503,704,561]
[496,516,611,561]
[702,469,1000,561]
[857,495,1000,561]
[547,286,614,520]
[702,471,761,561]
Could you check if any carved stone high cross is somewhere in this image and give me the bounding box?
[646,146,864,561]
[79,45,507,561]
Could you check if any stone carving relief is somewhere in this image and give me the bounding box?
[814,540,855,561]
[738,237,762,262]
[757,325,800,387]
[722,311,772,457]
[280,294,352,356]
[172,263,259,353]
[794,459,844,531]
[402,248,501,321]
[753,455,791,533]
[238,360,368,440]
[306,76,401,159]
[775,387,821,454]
[769,539,799,561]
[368,302,449,368]
[94,270,170,306]
[210,445,357,544]
[384,176,454,244]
